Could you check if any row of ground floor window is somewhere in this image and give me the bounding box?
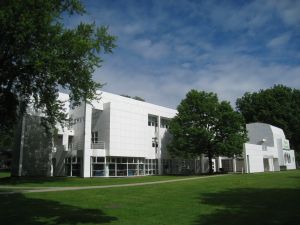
[62,156,245,177]
[65,157,159,177]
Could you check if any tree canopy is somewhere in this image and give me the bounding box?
[236,85,300,153]
[168,90,247,173]
[0,0,116,131]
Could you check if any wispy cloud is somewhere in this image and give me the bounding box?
[267,33,291,48]
[270,0,300,26]
[129,39,170,60]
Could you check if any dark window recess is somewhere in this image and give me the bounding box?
[91,131,98,143]
[148,115,158,127]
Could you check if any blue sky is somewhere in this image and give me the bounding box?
[65,0,300,109]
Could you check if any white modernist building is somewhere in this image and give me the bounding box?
[12,92,296,177]
[14,91,201,177]
[53,91,182,177]
[14,91,206,177]
[243,123,296,173]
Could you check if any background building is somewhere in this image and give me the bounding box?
[243,123,296,173]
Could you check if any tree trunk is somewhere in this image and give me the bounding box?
[11,99,27,177]
[208,151,214,173]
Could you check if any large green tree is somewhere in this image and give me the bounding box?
[0,0,116,132]
[236,85,300,154]
[168,90,247,173]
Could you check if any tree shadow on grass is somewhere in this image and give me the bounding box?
[194,188,300,225]
[0,193,117,225]
[0,175,70,186]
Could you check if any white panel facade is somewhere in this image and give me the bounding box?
[53,91,177,177]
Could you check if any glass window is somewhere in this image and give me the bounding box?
[65,164,71,176]
[139,164,144,175]
[117,163,127,176]
[148,115,158,127]
[109,163,116,176]
[128,164,137,176]
[72,164,81,176]
[97,157,104,163]
[68,136,73,150]
[93,164,104,170]
[91,131,98,143]
[93,170,104,176]
[128,157,134,163]
[152,138,158,148]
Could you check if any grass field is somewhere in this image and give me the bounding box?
[1,170,300,225]
[0,170,10,178]
[0,172,194,187]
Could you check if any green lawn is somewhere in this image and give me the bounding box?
[0,171,194,187]
[1,170,300,225]
[0,170,10,178]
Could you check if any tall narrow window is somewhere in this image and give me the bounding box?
[68,136,74,151]
[152,137,158,148]
[91,131,98,144]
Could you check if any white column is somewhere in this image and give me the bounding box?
[126,160,128,176]
[62,133,68,151]
[243,144,249,173]
[157,116,162,175]
[105,157,109,177]
[270,158,274,172]
[233,155,237,173]
[217,156,222,172]
[82,102,92,177]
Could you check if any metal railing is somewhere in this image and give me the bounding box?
[91,141,105,149]
[68,142,84,151]
[67,140,105,150]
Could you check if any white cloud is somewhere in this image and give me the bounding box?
[129,39,170,59]
[95,50,300,109]
[122,23,143,35]
[269,0,300,26]
[204,0,272,32]
[68,0,300,110]
[181,62,192,69]
[267,33,291,48]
